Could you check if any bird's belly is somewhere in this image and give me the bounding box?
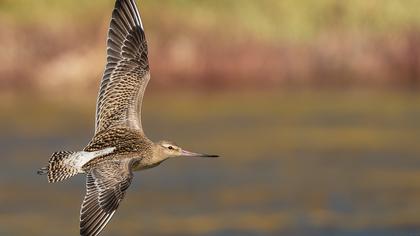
[132,159,163,172]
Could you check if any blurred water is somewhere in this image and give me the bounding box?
[1,91,420,236]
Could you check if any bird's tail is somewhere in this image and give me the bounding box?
[37,151,79,183]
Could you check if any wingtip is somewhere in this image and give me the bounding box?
[114,0,144,29]
[131,0,144,29]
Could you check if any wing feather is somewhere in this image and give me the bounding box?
[80,159,133,236]
[95,0,150,134]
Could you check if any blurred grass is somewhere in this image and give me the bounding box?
[2,0,420,40]
[1,0,420,91]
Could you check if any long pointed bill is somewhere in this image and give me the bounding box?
[181,150,219,158]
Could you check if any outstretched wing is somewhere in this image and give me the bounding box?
[95,0,150,134]
[80,159,133,236]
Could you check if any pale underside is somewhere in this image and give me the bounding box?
[64,148,116,173]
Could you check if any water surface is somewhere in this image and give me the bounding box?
[1,91,419,236]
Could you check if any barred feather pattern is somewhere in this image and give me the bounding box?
[80,159,133,236]
[95,0,150,135]
[46,151,78,183]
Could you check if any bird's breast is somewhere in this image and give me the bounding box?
[132,157,163,172]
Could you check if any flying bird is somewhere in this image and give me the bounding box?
[38,0,218,235]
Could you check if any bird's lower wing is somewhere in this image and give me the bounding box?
[80,159,133,236]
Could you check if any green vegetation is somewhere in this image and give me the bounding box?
[0,0,109,24]
[1,0,419,91]
[2,0,420,40]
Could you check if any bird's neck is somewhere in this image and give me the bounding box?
[151,145,170,164]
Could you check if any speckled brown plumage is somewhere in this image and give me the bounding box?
[95,0,150,135]
[79,1,151,235]
[85,128,152,153]
[39,1,153,235]
[82,127,153,170]
[37,1,218,236]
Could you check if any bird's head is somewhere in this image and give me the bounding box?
[154,140,219,160]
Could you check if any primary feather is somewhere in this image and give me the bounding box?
[95,0,150,135]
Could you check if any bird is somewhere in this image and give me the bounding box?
[37,0,219,235]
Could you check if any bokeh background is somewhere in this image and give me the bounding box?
[1,0,420,235]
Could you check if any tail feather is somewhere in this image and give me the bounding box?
[38,151,79,183]
[37,167,48,175]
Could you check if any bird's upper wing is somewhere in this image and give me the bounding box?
[80,159,133,236]
[95,0,150,134]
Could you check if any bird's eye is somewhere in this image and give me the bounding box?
[168,146,174,150]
